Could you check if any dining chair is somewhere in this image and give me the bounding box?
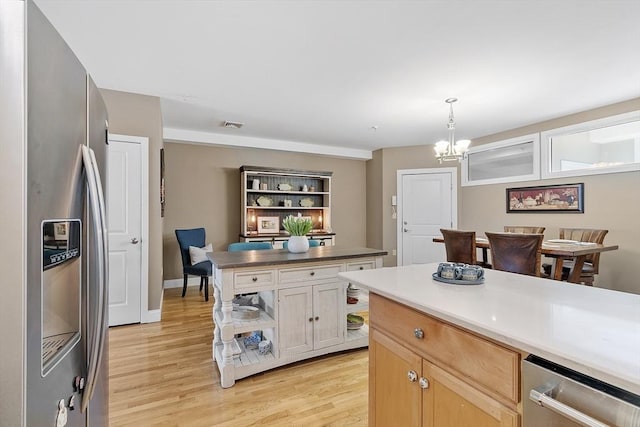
[227,241,274,252]
[175,228,212,301]
[485,232,544,277]
[559,228,608,285]
[503,226,546,234]
[440,229,477,265]
[283,239,321,250]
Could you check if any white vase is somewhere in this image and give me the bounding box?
[287,236,309,253]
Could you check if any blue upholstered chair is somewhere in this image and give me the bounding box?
[282,239,321,250]
[227,241,273,252]
[175,228,212,301]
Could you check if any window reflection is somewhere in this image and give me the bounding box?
[550,120,640,172]
[542,111,640,179]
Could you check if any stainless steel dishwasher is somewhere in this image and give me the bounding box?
[523,355,640,427]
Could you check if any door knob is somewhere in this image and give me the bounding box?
[131,238,139,244]
[404,228,410,233]
[419,377,430,389]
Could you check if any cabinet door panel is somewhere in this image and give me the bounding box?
[278,287,313,354]
[370,330,422,427]
[313,282,344,349]
[423,360,518,427]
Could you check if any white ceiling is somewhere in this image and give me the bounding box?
[35,0,640,157]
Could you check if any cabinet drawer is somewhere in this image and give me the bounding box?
[346,260,376,271]
[234,270,275,289]
[370,294,519,404]
[279,264,343,284]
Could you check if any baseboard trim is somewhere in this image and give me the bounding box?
[163,277,204,289]
[141,308,161,323]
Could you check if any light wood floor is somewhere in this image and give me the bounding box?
[108,287,369,426]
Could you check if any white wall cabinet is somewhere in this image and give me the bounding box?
[239,165,335,246]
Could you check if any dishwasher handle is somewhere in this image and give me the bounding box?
[529,385,611,427]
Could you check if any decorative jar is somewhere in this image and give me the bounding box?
[287,236,309,253]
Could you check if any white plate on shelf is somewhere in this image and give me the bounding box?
[546,239,579,244]
[256,196,273,207]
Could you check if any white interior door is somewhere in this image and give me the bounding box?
[107,137,143,326]
[397,168,457,266]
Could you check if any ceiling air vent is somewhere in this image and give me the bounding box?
[223,120,244,129]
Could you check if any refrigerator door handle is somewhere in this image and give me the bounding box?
[80,145,109,413]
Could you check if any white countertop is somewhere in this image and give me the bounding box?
[339,263,640,395]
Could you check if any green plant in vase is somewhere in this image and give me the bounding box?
[282,214,313,253]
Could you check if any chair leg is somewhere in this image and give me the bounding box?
[182,274,188,297]
[204,276,209,302]
[200,276,204,291]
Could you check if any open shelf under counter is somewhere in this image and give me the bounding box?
[214,309,276,335]
[346,291,369,313]
[346,323,369,343]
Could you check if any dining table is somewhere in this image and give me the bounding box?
[432,236,619,283]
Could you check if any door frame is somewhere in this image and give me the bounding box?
[107,133,150,323]
[396,168,458,265]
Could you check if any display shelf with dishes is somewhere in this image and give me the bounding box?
[239,165,335,247]
[345,282,369,342]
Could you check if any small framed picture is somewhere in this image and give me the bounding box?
[54,222,68,240]
[257,216,279,234]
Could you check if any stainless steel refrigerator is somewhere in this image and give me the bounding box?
[0,1,109,425]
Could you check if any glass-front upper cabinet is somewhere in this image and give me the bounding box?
[541,111,640,179]
[462,134,540,186]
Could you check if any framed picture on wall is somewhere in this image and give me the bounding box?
[506,183,584,213]
[257,216,279,234]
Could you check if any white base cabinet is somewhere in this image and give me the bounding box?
[278,282,345,356]
[209,248,385,388]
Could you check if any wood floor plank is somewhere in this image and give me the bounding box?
[109,287,368,426]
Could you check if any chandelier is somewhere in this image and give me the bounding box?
[433,98,471,163]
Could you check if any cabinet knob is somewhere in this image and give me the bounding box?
[310,271,315,276]
[407,370,418,382]
[359,266,364,270]
[414,328,424,339]
[315,316,319,321]
[419,377,430,389]
[252,277,258,282]
[308,317,313,322]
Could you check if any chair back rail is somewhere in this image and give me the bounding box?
[503,226,546,234]
[486,232,543,277]
[228,242,274,252]
[440,229,477,265]
[559,228,608,272]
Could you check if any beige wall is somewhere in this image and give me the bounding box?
[367,98,640,294]
[367,145,445,266]
[162,143,368,280]
[100,89,164,310]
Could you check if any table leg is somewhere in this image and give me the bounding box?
[552,257,566,281]
[481,248,489,266]
[567,255,587,284]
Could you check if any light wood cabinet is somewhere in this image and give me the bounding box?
[369,294,520,427]
[239,165,335,247]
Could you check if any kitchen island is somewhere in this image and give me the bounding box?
[208,246,386,388]
[339,263,640,426]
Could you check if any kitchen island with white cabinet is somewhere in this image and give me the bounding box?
[208,246,386,388]
[340,263,640,426]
